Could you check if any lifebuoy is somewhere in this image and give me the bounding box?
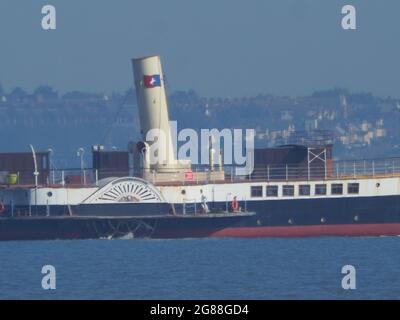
[231,197,239,212]
[0,202,5,214]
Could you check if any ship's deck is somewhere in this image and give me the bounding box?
[1,172,400,190]
[1,157,399,188]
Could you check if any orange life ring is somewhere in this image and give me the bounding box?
[231,198,239,212]
[0,202,5,214]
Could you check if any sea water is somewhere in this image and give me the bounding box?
[0,237,399,299]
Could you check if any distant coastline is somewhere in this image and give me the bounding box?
[0,85,399,166]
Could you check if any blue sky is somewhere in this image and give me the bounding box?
[0,0,399,97]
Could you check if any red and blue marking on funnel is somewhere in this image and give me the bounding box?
[144,75,161,88]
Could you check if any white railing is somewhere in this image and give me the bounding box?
[2,157,400,188]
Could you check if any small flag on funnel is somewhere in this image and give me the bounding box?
[143,75,161,88]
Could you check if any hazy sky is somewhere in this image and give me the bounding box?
[0,0,399,97]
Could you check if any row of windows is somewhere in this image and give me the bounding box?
[251,183,360,198]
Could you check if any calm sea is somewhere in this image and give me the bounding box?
[0,237,399,300]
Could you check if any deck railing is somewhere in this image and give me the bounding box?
[1,157,400,188]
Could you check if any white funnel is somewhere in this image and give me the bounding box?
[132,55,176,172]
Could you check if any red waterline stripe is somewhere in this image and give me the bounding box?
[210,224,400,238]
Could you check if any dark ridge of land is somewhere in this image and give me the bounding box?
[0,86,399,166]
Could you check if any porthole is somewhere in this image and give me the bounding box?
[354,215,359,222]
[257,219,262,226]
[181,189,186,195]
[47,192,53,197]
[320,217,326,223]
[288,218,294,225]
[376,183,380,188]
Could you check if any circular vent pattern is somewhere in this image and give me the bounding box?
[84,177,164,203]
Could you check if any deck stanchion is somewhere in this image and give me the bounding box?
[372,161,375,177]
[61,170,65,186]
[336,163,339,179]
[286,164,288,181]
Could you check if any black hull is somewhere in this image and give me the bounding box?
[230,195,400,227]
[0,195,400,240]
[0,214,253,241]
